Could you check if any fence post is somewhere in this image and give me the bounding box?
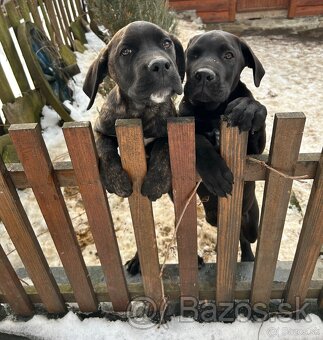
[0,155,66,313]
[116,119,163,308]
[168,117,199,300]
[250,112,306,307]
[284,150,323,309]
[63,121,130,312]
[216,122,248,305]
[0,245,34,316]
[9,123,98,312]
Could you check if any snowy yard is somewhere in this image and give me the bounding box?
[0,14,322,339]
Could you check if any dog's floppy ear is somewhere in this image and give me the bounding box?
[240,40,265,87]
[83,46,110,109]
[170,34,185,82]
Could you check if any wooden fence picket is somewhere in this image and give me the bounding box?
[63,121,130,312]
[9,123,98,312]
[250,112,306,307]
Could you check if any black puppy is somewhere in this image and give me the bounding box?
[179,30,267,261]
[83,21,185,272]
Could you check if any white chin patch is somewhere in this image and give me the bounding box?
[150,90,171,103]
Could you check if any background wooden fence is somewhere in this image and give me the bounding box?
[169,0,323,23]
[0,0,321,318]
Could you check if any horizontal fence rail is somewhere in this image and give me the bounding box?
[0,115,322,317]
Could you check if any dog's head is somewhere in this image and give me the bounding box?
[184,30,265,105]
[83,21,185,109]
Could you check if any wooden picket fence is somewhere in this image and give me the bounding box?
[0,0,322,318]
[0,114,322,316]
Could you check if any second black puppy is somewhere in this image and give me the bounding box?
[180,30,267,261]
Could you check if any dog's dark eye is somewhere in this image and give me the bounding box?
[120,48,132,56]
[162,39,172,49]
[224,52,234,59]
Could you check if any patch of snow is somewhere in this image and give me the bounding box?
[0,312,322,340]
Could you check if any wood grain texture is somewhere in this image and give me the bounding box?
[52,0,69,45]
[37,0,55,42]
[9,123,98,312]
[116,119,163,307]
[1,262,322,304]
[216,122,248,304]
[168,118,198,299]
[27,0,44,31]
[288,0,297,17]
[63,0,73,23]
[237,0,288,12]
[63,122,130,311]
[0,245,34,316]
[43,0,64,45]
[0,9,30,93]
[294,5,323,16]
[17,0,32,22]
[250,112,306,306]
[197,10,230,23]
[169,0,229,11]
[0,155,65,313]
[284,151,323,309]
[3,153,320,189]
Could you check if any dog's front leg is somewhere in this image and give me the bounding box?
[96,133,133,197]
[141,138,172,201]
[196,134,233,197]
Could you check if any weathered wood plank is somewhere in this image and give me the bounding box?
[27,0,44,32]
[288,0,297,17]
[52,0,68,46]
[0,155,65,313]
[36,0,55,41]
[1,262,322,304]
[4,153,320,189]
[170,0,229,11]
[250,112,306,307]
[0,63,15,104]
[43,0,64,45]
[74,0,85,17]
[116,119,163,307]
[63,122,130,312]
[9,123,98,312]
[57,0,74,46]
[0,245,34,316]
[216,122,248,304]
[5,1,21,30]
[0,9,30,93]
[284,151,323,309]
[63,0,73,23]
[17,0,32,22]
[228,0,236,21]
[168,117,198,299]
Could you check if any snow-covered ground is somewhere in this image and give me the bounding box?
[0,17,323,270]
[0,311,322,340]
[0,14,322,340]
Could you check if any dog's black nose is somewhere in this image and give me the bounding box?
[194,68,216,82]
[148,58,171,73]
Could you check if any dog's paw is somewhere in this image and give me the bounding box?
[100,165,133,197]
[141,170,171,201]
[198,159,234,197]
[198,255,205,269]
[224,97,267,133]
[126,253,141,275]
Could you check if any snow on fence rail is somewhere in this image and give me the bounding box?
[0,116,322,317]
